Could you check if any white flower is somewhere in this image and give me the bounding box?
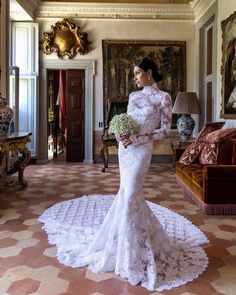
[108,113,139,136]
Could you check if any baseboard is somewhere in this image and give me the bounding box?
[151,155,173,163]
[94,154,173,164]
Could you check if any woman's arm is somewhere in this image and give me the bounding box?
[130,93,172,145]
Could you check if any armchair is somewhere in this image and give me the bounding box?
[100,95,128,172]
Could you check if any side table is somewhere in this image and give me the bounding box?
[0,132,32,189]
[171,136,195,167]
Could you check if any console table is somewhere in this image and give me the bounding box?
[0,132,31,189]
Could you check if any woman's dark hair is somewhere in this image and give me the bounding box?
[135,57,164,82]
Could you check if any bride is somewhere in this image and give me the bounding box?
[39,57,209,292]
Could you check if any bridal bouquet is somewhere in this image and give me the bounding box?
[108,113,139,147]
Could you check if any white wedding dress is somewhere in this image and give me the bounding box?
[39,86,209,292]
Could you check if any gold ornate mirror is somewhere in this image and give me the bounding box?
[42,18,91,59]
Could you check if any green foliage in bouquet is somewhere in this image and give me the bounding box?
[108,113,139,136]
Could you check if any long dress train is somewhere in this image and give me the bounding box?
[39,86,209,292]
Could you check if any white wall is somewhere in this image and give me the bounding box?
[216,0,236,127]
[39,18,195,131]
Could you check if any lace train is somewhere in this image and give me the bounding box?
[39,195,209,292]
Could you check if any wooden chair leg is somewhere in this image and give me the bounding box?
[104,146,108,168]
[100,140,118,172]
[100,145,107,172]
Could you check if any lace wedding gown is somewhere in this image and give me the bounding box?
[39,86,209,292]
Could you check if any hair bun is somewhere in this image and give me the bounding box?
[136,57,163,82]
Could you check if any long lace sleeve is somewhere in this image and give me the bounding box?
[131,93,172,145]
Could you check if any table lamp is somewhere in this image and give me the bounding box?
[172,92,201,140]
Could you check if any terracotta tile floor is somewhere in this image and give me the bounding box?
[0,161,236,295]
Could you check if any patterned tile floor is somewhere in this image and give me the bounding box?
[0,160,236,295]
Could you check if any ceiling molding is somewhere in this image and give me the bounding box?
[40,0,191,3]
[36,3,194,20]
[190,0,216,23]
[15,0,40,18]
[10,0,32,20]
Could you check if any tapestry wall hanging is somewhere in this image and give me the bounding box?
[102,40,186,128]
[221,11,236,118]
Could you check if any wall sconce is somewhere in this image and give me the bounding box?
[172,92,201,140]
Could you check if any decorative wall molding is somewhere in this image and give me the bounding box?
[36,3,194,20]
[190,0,216,23]
[42,18,91,59]
[14,0,39,19]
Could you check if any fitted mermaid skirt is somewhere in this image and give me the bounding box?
[39,142,209,292]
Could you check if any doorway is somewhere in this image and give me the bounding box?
[47,69,85,162]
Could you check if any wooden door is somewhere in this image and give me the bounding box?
[66,70,85,162]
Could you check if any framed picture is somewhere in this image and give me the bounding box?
[221,11,236,118]
[102,40,186,128]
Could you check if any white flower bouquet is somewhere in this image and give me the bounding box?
[108,113,139,147]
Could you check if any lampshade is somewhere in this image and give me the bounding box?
[172,92,200,114]
[173,92,201,140]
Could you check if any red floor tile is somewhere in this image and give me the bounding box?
[0,162,235,295]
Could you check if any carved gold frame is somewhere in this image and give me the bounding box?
[42,18,91,59]
[220,11,236,119]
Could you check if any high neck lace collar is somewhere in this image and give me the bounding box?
[143,84,159,93]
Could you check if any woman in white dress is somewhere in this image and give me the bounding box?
[39,57,208,292]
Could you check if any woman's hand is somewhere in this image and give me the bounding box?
[115,134,133,147]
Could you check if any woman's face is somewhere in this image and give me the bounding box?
[133,66,152,88]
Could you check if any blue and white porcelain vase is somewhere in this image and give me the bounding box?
[0,95,13,136]
[177,114,195,140]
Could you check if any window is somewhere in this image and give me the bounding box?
[10,22,38,157]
